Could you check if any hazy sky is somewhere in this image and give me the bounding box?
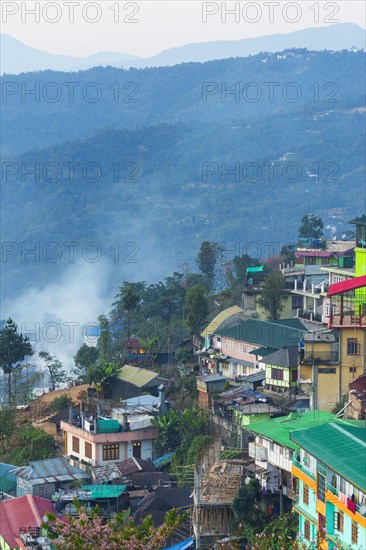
[2,1,366,57]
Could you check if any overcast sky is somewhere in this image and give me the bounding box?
[2,1,366,58]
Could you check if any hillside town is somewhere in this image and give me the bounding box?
[0,214,365,550]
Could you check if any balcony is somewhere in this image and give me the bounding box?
[301,351,339,365]
[298,310,323,323]
[249,441,268,462]
[292,457,316,481]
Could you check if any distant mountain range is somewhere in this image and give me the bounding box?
[1,49,365,300]
[1,23,365,74]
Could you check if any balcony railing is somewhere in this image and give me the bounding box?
[301,351,339,364]
[292,457,316,480]
[249,441,268,462]
[298,310,323,322]
[326,482,338,497]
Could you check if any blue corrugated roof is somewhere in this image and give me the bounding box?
[165,537,194,549]
[153,452,174,468]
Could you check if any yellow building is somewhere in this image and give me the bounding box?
[299,331,340,411]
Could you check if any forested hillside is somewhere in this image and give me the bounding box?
[1,49,365,298]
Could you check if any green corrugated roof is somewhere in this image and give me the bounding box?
[290,422,366,490]
[217,319,307,349]
[0,462,17,494]
[246,411,337,450]
[117,364,159,387]
[82,484,128,499]
[246,266,264,274]
[97,418,120,433]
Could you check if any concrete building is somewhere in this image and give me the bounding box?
[291,421,366,549]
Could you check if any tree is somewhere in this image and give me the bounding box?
[257,271,287,320]
[185,285,210,335]
[197,241,220,293]
[298,214,324,239]
[86,360,121,396]
[232,479,267,539]
[0,407,16,452]
[44,502,184,550]
[39,352,68,391]
[74,344,99,380]
[0,318,33,404]
[97,315,112,360]
[280,244,295,265]
[49,395,73,414]
[112,282,146,338]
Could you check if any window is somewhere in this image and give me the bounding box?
[318,514,326,540]
[291,369,298,382]
[334,511,344,533]
[271,368,284,381]
[318,368,336,374]
[85,442,92,459]
[349,367,357,373]
[326,303,336,317]
[225,339,234,350]
[317,473,326,503]
[352,522,358,544]
[304,520,311,541]
[241,344,247,353]
[102,444,119,461]
[133,441,141,459]
[334,276,343,283]
[303,484,309,505]
[292,296,303,309]
[347,338,359,355]
[72,436,79,453]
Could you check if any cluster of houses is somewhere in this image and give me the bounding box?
[191,215,366,548]
[0,365,192,550]
[0,216,365,550]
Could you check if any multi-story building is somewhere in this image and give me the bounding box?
[263,345,299,394]
[206,318,308,380]
[290,421,366,549]
[327,275,366,382]
[246,411,336,513]
[285,238,354,323]
[298,331,340,411]
[61,408,158,469]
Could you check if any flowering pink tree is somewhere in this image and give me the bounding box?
[44,502,185,550]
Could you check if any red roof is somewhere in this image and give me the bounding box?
[0,494,63,549]
[327,275,366,296]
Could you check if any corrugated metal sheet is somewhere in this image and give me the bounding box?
[290,422,366,490]
[328,274,366,296]
[201,306,243,337]
[14,458,89,485]
[117,365,159,387]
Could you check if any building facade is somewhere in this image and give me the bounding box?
[291,422,366,549]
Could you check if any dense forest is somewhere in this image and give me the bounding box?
[1,49,365,297]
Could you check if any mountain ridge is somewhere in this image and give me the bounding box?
[1,23,365,74]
